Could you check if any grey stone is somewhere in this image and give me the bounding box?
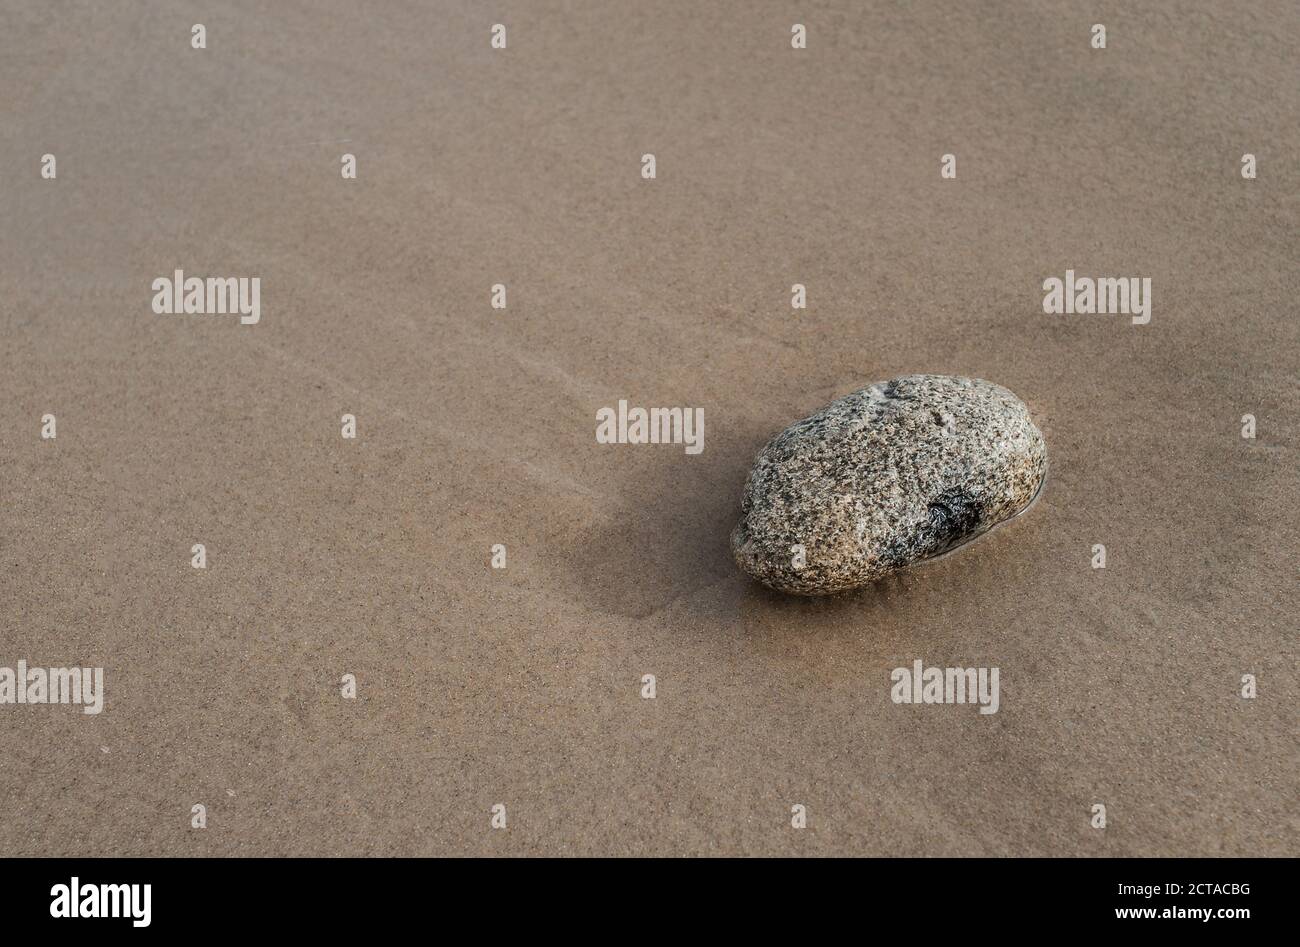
[731,374,1047,595]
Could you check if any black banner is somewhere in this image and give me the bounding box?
[0,857,1283,934]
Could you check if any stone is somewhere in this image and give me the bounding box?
[731,374,1047,595]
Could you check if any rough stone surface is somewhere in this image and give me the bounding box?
[731,375,1047,595]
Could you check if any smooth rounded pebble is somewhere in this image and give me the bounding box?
[731,374,1047,595]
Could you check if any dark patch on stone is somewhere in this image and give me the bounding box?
[923,489,983,555]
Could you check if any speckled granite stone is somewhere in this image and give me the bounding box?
[731,375,1047,595]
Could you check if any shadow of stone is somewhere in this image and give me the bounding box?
[557,418,770,620]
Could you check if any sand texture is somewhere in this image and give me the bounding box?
[1,1,1296,856]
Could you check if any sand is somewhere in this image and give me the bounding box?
[1,0,1295,856]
